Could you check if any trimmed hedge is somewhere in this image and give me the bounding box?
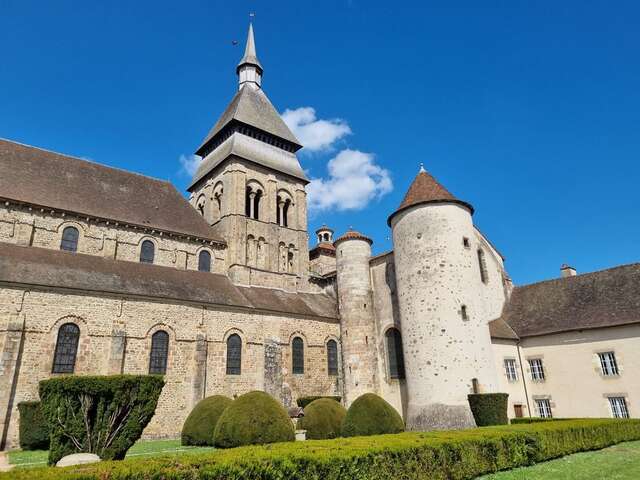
[213,391,294,448]
[468,393,509,426]
[341,393,404,437]
[297,398,347,439]
[17,401,49,451]
[3,419,639,480]
[296,396,342,409]
[182,395,232,446]
[39,375,164,465]
[511,417,569,424]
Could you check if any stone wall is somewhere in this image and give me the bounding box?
[0,204,226,273]
[369,252,407,418]
[189,159,310,290]
[0,284,341,449]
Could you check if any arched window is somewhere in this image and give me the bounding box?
[198,250,211,272]
[276,195,292,228]
[226,334,242,375]
[327,339,338,376]
[385,328,405,379]
[60,226,79,252]
[292,337,304,374]
[245,186,262,220]
[140,240,155,264]
[477,249,488,284]
[52,323,80,373]
[149,330,169,374]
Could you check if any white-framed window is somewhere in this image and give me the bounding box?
[535,399,553,418]
[598,352,619,376]
[529,358,545,381]
[504,358,518,382]
[608,397,629,419]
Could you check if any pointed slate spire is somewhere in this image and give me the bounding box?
[239,23,262,69]
[237,23,263,90]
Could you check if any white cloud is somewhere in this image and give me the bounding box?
[281,107,351,152]
[179,154,203,176]
[307,149,393,212]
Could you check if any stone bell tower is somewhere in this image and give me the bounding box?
[187,23,310,291]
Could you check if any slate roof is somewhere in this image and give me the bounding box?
[190,130,307,189]
[195,86,301,156]
[0,139,222,242]
[0,243,338,321]
[237,23,262,72]
[388,167,474,225]
[493,263,640,339]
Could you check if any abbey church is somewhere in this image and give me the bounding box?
[0,24,638,449]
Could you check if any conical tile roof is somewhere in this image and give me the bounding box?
[388,166,473,225]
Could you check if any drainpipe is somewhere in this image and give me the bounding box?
[516,341,532,418]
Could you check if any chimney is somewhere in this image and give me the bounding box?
[560,264,577,278]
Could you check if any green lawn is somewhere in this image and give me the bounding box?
[8,439,213,469]
[479,440,640,479]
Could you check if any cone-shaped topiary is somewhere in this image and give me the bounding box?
[297,398,346,440]
[214,391,294,448]
[181,395,232,446]
[341,393,405,437]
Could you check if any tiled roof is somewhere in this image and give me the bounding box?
[496,263,640,338]
[388,167,473,225]
[334,230,373,246]
[0,139,222,242]
[0,243,338,321]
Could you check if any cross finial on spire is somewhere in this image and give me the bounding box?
[419,163,426,173]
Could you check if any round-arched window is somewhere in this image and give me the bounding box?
[60,226,79,252]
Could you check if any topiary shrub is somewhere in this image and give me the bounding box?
[341,393,404,437]
[297,398,347,440]
[214,391,294,448]
[296,396,342,409]
[39,375,164,465]
[181,395,232,446]
[17,401,49,450]
[468,393,509,426]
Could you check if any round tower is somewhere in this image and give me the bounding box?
[387,166,499,431]
[334,229,379,405]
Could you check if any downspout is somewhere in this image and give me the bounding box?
[516,340,532,418]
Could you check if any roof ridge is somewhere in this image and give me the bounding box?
[515,262,640,290]
[0,138,172,186]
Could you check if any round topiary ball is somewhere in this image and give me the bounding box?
[341,393,405,437]
[213,391,295,448]
[181,395,232,446]
[297,398,346,440]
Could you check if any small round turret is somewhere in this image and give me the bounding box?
[388,166,499,431]
[334,229,379,405]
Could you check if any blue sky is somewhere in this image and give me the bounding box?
[1,1,639,285]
